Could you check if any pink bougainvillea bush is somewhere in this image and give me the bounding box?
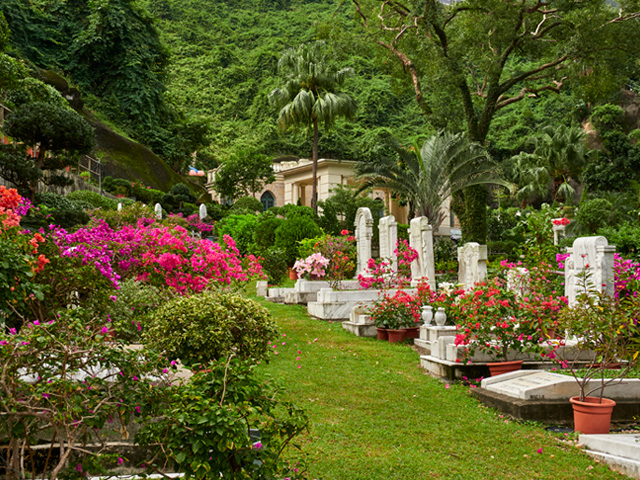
[49,219,260,295]
[358,239,418,289]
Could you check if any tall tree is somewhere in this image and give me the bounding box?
[214,149,276,201]
[269,40,357,213]
[356,131,511,230]
[512,125,588,205]
[3,102,95,199]
[351,0,640,241]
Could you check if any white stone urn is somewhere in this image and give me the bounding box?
[434,307,447,326]
[421,305,433,325]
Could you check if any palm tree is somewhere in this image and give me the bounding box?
[512,125,588,205]
[355,131,512,231]
[269,41,356,213]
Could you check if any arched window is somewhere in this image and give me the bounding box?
[373,197,385,218]
[260,191,275,211]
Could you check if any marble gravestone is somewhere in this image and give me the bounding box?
[354,207,374,276]
[154,203,163,220]
[117,203,122,212]
[199,203,208,220]
[457,242,488,290]
[564,236,615,307]
[378,215,398,272]
[408,217,436,289]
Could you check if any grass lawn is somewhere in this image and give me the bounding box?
[255,298,629,480]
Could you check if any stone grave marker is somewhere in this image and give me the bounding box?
[408,217,435,289]
[457,242,487,290]
[378,215,398,272]
[117,203,122,212]
[354,207,374,276]
[154,203,162,220]
[564,236,615,307]
[199,203,208,220]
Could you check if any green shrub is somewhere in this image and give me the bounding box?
[575,198,615,234]
[274,214,323,266]
[205,202,228,221]
[297,235,325,259]
[34,192,90,229]
[215,214,258,255]
[397,224,409,242]
[90,202,155,228]
[599,222,640,260]
[590,104,625,132]
[67,190,118,210]
[231,196,264,213]
[629,129,640,144]
[254,211,284,249]
[144,291,277,367]
[260,246,289,285]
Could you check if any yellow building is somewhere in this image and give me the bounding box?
[206,158,459,235]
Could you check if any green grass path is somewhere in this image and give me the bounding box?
[256,298,627,480]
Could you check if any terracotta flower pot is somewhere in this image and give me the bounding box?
[288,268,298,280]
[403,326,420,339]
[376,327,388,341]
[387,329,406,343]
[487,360,523,376]
[570,396,616,434]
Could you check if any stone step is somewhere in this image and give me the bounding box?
[580,434,640,479]
[580,434,640,461]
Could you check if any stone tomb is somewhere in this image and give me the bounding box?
[473,370,640,424]
[307,287,416,321]
[457,242,487,290]
[378,215,398,271]
[354,207,374,276]
[408,217,435,289]
[341,304,377,337]
[282,279,360,305]
[564,235,615,307]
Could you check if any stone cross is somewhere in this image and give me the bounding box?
[354,207,374,277]
[117,203,122,212]
[408,217,436,289]
[564,236,615,307]
[199,203,208,220]
[378,215,398,272]
[457,242,488,290]
[154,203,162,220]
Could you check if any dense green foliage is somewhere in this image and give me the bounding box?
[144,291,278,367]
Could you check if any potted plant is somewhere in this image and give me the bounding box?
[451,279,543,375]
[292,252,329,281]
[545,284,640,434]
[368,290,421,343]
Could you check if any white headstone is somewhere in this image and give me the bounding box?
[457,242,488,290]
[378,215,398,272]
[154,203,162,220]
[117,203,122,212]
[354,207,374,276]
[409,217,436,289]
[199,204,208,220]
[552,218,568,245]
[564,236,615,307]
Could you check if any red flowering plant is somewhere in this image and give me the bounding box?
[299,231,356,289]
[358,239,418,290]
[368,290,422,330]
[451,279,543,362]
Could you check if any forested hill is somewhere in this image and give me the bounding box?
[138,0,432,164]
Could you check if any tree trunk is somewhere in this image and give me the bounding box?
[311,117,319,214]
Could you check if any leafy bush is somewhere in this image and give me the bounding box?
[144,291,277,367]
[274,214,323,266]
[66,190,118,210]
[215,214,258,255]
[590,104,625,132]
[205,202,228,221]
[34,192,90,229]
[599,222,640,260]
[102,176,131,196]
[231,196,264,213]
[260,246,289,285]
[575,197,615,234]
[90,202,155,228]
[136,358,308,480]
[254,210,284,249]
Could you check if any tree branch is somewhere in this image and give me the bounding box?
[499,54,568,94]
[496,78,566,110]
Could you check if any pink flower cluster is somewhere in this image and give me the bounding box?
[50,220,254,294]
[293,252,329,279]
